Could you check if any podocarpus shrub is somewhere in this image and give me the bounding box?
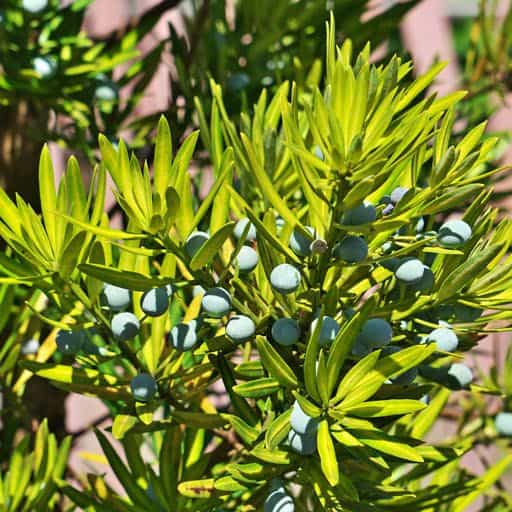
[3,16,512,511]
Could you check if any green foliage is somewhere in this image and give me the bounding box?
[0,0,163,154]
[166,0,420,137]
[0,420,70,511]
[1,13,512,512]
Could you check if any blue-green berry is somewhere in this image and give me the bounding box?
[21,338,39,355]
[353,318,393,356]
[33,56,56,78]
[226,315,255,343]
[416,217,425,233]
[103,284,131,311]
[234,217,257,241]
[236,246,259,273]
[271,318,300,346]
[453,304,482,322]
[381,257,400,271]
[382,203,394,215]
[409,266,434,292]
[395,258,425,284]
[427,327,458,352]
[333,236,368,263]
[311,315,340,346]
[342,202,376,225]
[381,241,393,254]
[141,287,169,317]
[264,488,294,512]
[287,430,317,455]
[170,320,198,351]
[56,330,84,354]
[495,412,512,436]
[82,338,109,357]
[290,400,319,435]
[437,220,472,248]
[193,285,205,297]
[314,146,324,160]
[390,186,409,204]
[447,363,473,388]
[227,72,250,91]
[201,287,231,317]
[130,373,157,402]
[111,312,140,341]
[270,264,301,294]
[344,307,356,320]
[22,0,48,13]
[94,76,118,101]
[185,231,209,258]
[289,226,315,256]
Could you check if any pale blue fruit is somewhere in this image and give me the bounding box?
[495,412,512,436]
[22,0,48,13]
[382,346,417,384]
[227,72,250,91]
[264,489,295,512]
[290,400,319,435]
[344,307,356,320]
[141,287,169,317]
[165,284,173,297]
[56,330,84,354]
[287,430,316,455]
[185,231,209,258]
[438,220,472,248]
[381,257,400,271]
[395,258,425,284]
[94,82,118,101]
[381,241,393,253]
[314,146,324,160]
[226,315,256,343]
[130,373,157,402]
[111,312,140,341]
[447,363,473,388]
[453,304,482,322]
[311,315,340,346]
[193,285,205,297]
[409,266,434,292]
[382,203,394,215]
[427,327,458,352]
[390,186,409,204]
[420,394,430,405]
[333,236,368,263]
[416,217,425,233]
[234,217,257,241]
[82,338,109,357]
[272,318,300,346]
[353,318,393,356]
[270,264,301,294]
[103,284,131,311]
[289,226,315,256]
[201,287,231,317]
[33,56,56,78]
[236,245,258,273]
[21,339,39,355]
[170,320,198,351]
[276,218,285,234]
[342,202,376,225]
